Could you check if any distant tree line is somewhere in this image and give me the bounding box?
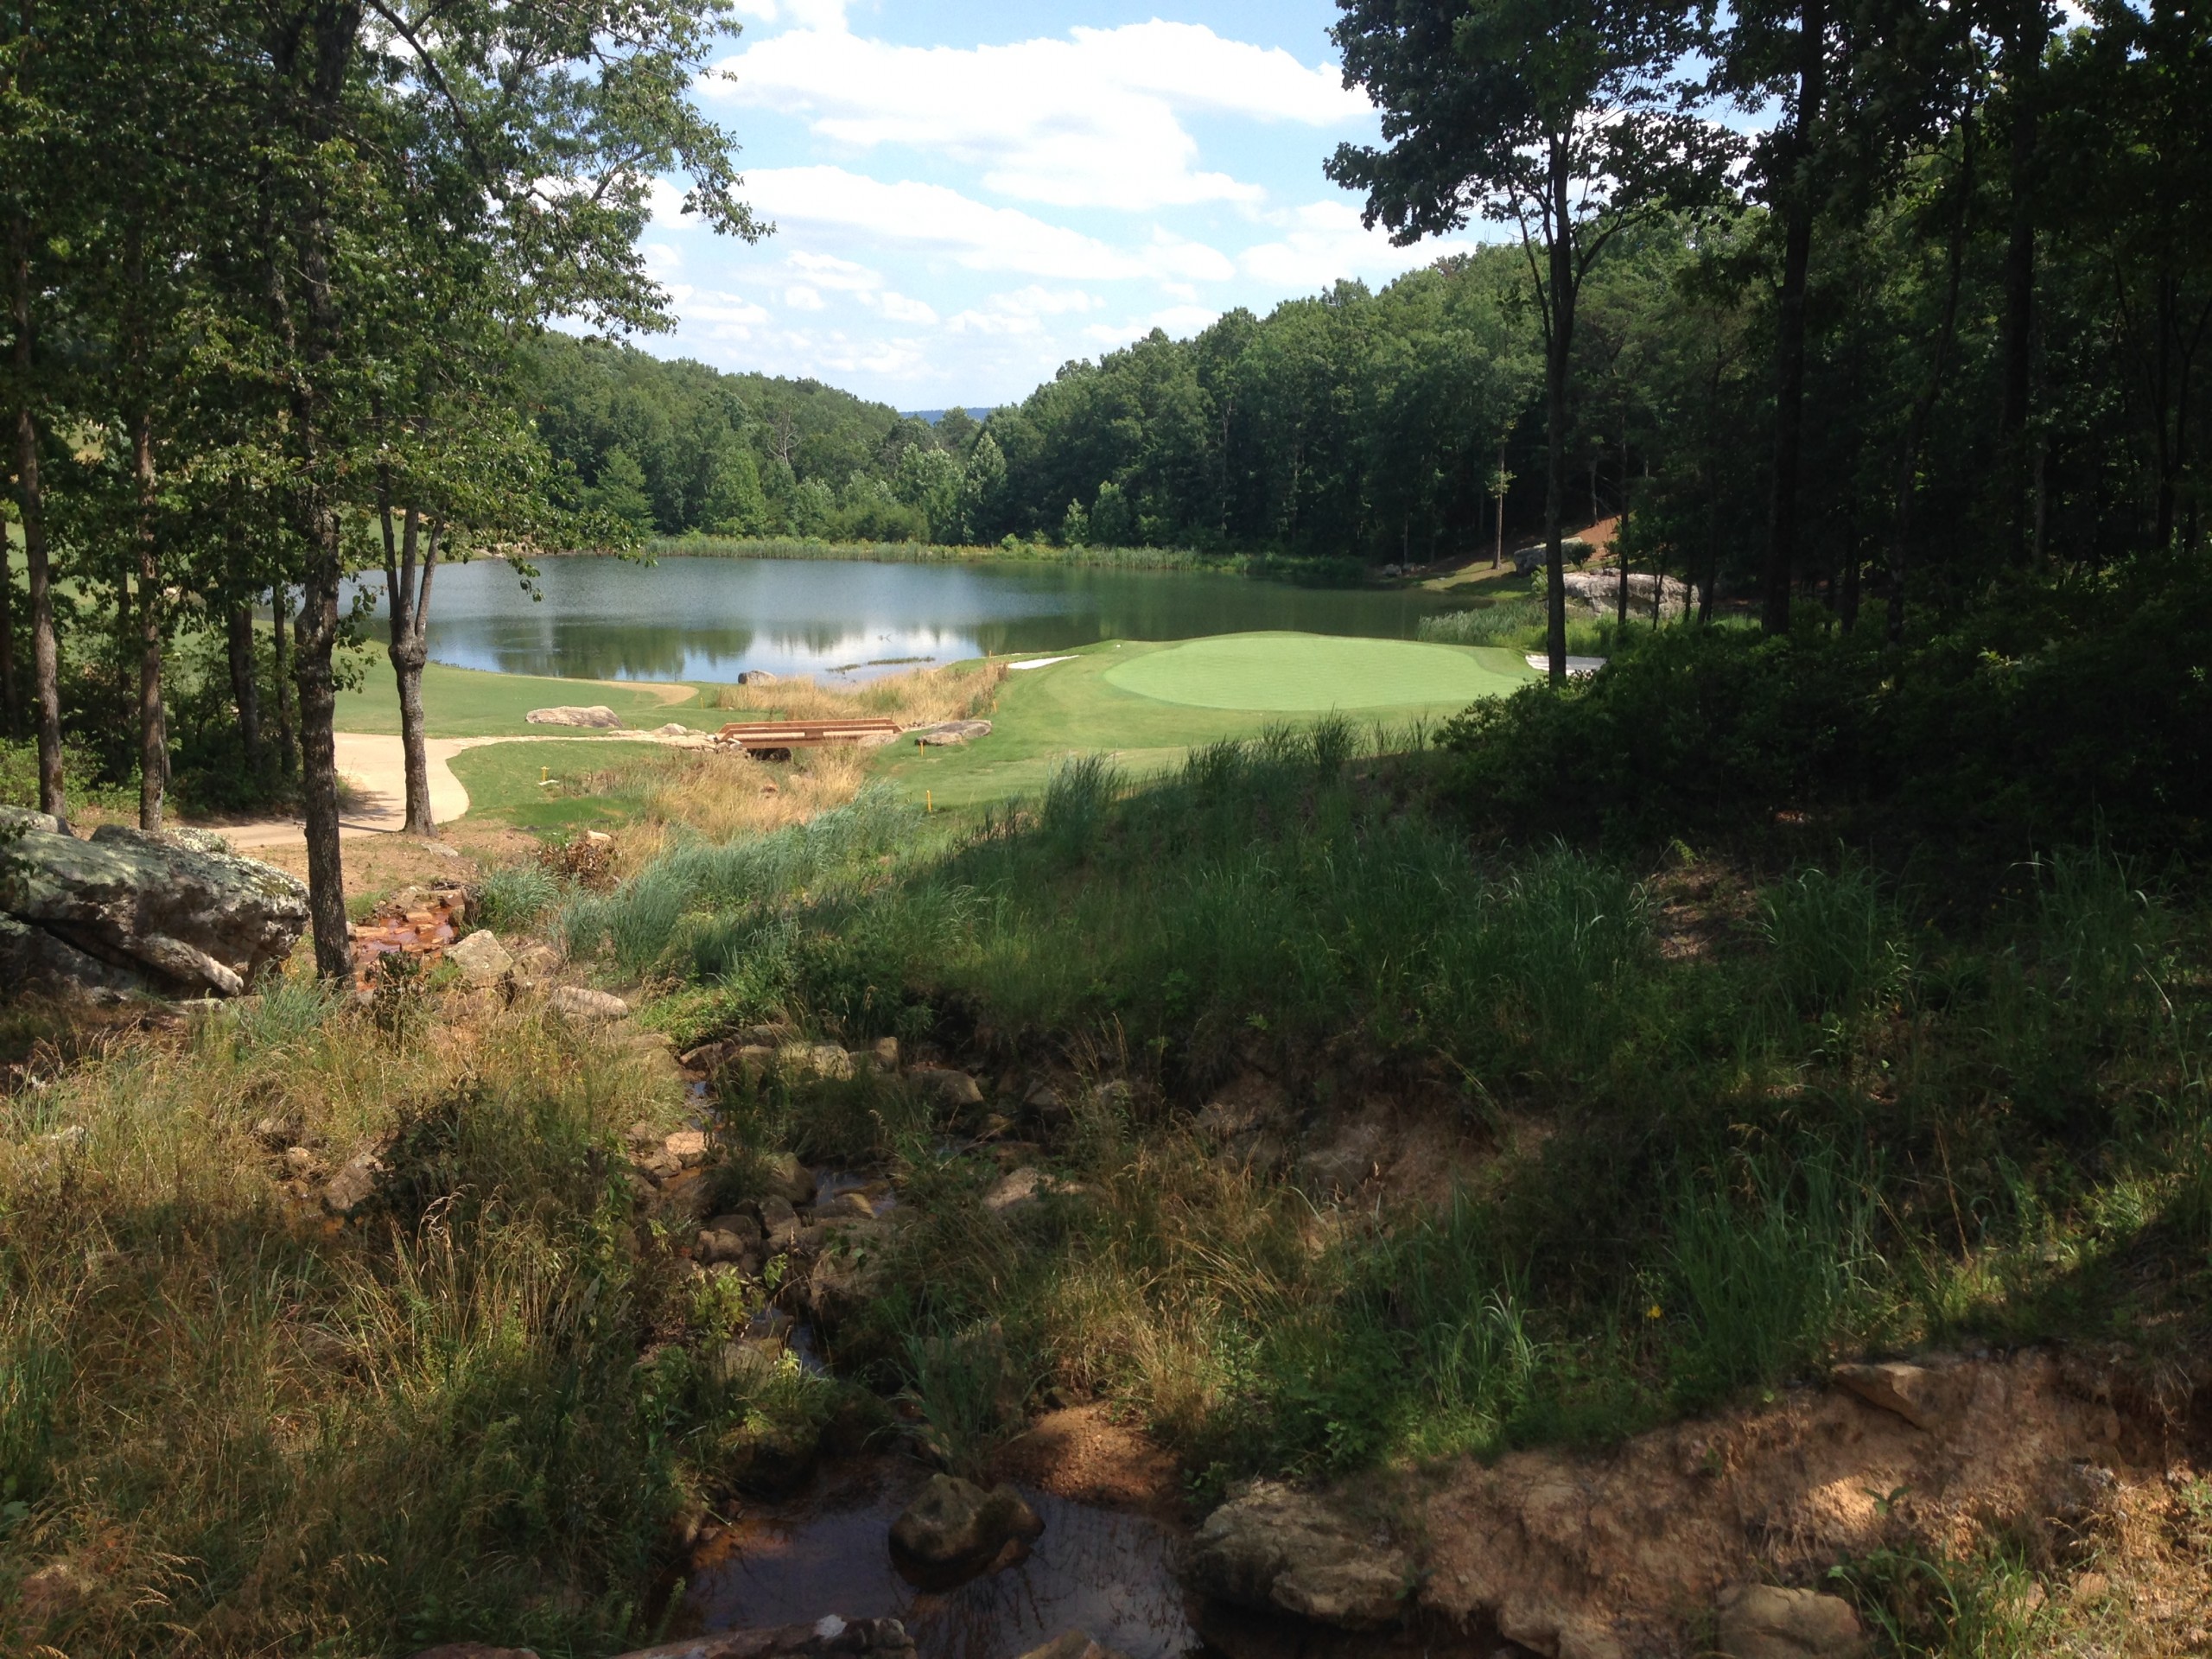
[542,0,2212,659]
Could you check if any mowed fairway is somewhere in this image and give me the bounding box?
[333,660,702,736]
[1103,631,1519,710]
[880,632,1533,807]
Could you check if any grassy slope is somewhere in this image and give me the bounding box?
[447,740,680,833]
[333,662,701,737]
[876,638,1533,807]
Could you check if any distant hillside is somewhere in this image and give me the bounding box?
[524,335,963,541]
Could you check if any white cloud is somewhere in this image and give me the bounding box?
[709,20,1369,213]
[785,284,826,309]
[1083,303,1222,346]
[735,166,1197,281]
[873,291,938,324]
[1237,200,1465,289]
[947,285,1098,337]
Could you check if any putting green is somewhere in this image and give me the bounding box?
[1103,632,1524,711]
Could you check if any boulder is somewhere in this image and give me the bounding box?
[525,705,622,728]
[759,1152,818,1205]
[779,1041,855,1083]
[655,723,693,736]
[982,1166,1087,1218]
[737,670,778,686]
[1181,1481,1410,1630]
[910,1066,985,1109]
[1715,1584,1866,1659]
[868,1035,899,1073]
[1830,1360,1958,1433]
[889,1474,1044,1580]
[446,929,512,986]
[0,818,308,1000]
[664,1129,710,1167]
[908,720,993,747]
[548,985,630,1021]
[754,1195,803,1251]
[324,1141,393,1217]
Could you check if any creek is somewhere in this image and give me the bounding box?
[686,1458,1199,1659]
[350,556,1463,683]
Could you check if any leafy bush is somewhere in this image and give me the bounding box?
[1438,557,2212,863]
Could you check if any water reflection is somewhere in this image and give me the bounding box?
[691,1459,1200,1659]
[346,556,1461,683]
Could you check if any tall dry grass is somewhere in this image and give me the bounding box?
[564,660,1002,868]
[699,658,1004,728]
[0,987,698,1657]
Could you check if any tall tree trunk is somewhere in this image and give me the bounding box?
[133,407,168,831]
[1998,9,2044,562]
[1764,0,1827,637]
[271,0,365,980]
[378,482,440,836]
[226,600,262,778]
[9,213,63,825]
[294,524,347,976]
[1887,107,1975,644]
[1615,404,1630,627]
[0,498,15,739]
[1541,137,1576,685]
[271,584,296,777]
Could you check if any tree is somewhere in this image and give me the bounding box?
[214,0,761,976]
[1331,0,1728,682]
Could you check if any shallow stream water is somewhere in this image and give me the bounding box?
[349,556,1464,683]
[688,1459,1200,1659]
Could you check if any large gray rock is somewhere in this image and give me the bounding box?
[1,818,308,999]
[1181,1480,1410,1630]
[890,1474,1043,1580]
[525,704,623,728]
[1716,1584,1866,1659]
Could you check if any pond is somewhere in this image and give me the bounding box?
[349,556,1465,683]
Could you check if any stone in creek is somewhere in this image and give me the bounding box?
[446,929,512,986]
[1715,1584,1868,1659]
[889,1473,1044,1584]
[1180,1479,1410,1630]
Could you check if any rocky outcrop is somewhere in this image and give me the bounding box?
[525,705,623,728]
[889,1473,1044,1583]
[1181,1481,1410,1630]
[1417,1350,2140,1659]
[1,814,308,999]
[1715,1585,1866,1659]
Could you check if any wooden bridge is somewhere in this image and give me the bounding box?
[715,718,902,756]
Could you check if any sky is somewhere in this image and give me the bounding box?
[639,0,1486,411]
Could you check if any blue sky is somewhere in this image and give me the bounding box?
[639,0,1485,410]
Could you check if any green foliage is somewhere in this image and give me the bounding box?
[1439,562,2212,862]
[474,861,564,934]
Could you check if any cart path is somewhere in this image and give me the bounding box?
[214,730,707,851]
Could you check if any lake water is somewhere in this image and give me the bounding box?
[349,556,1461,683]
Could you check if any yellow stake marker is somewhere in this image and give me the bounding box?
[925,790,932,815]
